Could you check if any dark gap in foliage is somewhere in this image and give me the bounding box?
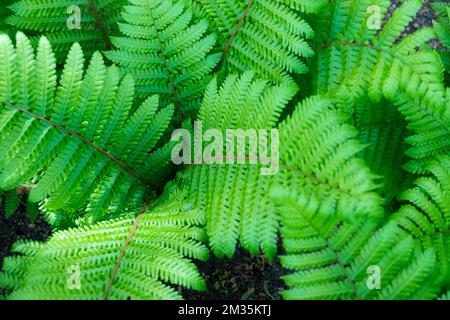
[183,244,286,300]
[0,205,51,295]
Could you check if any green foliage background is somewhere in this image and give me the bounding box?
[0,0,449,300]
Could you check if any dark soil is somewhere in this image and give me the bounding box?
[0,0,443,300]
[183,246,286,300]
[0,207,51,270]
[390,0,437,31]
[0,205,51,295]
[389,0,444,49]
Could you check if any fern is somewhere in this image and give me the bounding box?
[172,73,382,259]
[277,93,384,222]
[6,0,127,62]
[389,89,450,176]
[0,188,209,299]
[0,33,174,227]
[274,155,450,299]
[1,190,21,219]
[432,1,450,80]
[272,0,450,300]
[392,155,450,285]
[1,188,39,221]
[172,71,296,259]
[313,0,445,105]
[312,0,449,174]
[1,0,450,302]
[353,98,411,209]
[189,0,326,83]
[106,0,221,117]
[271,181,444,299]
[0,1,14,36]
[271,1,450,297]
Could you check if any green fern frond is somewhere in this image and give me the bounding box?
[313,0,449,175]
[190,0,324,83]
[174,71,297,259]
[0,1,14,35]
[432,2,450,79]
[2,190,21,219]
[6,0,127,62]
[0,33,174,227]
[392,155,450,283]
[277,93,384,222]
[106,0,221,117]
[280,0,327,14]
[390,89,450,174]
[1,188,40,221]
[0,189,209,300]
[172,73,382,259]
[272,185,442,300]
[274,154,450,300]
[314,0,445,104]
[352,98,412,209]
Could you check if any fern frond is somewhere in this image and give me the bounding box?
[174,71,297,259]
[272,185,442,300]
[392,155,450,283]
[190,0,323,83]
[6,0,126,62]
[277,93,384,222]
[391,89,450,174]
[0,33,174,227]
[275,153,450,300]
[1,188,40,221]
[0,189,209,299]
[432,2,450,79]
[353,99,411,209]
[314,0,449,173]
[106,0,221,117]
[314,0,444,102]
[0,1,14,35]
[2,190,21,219]
[173,72,382,259]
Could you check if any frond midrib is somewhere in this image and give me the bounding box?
[147,8,181,121]
[88,0,112,50]
[102,201,149,300]
[0,100,149,185]
[213,0,255,72]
